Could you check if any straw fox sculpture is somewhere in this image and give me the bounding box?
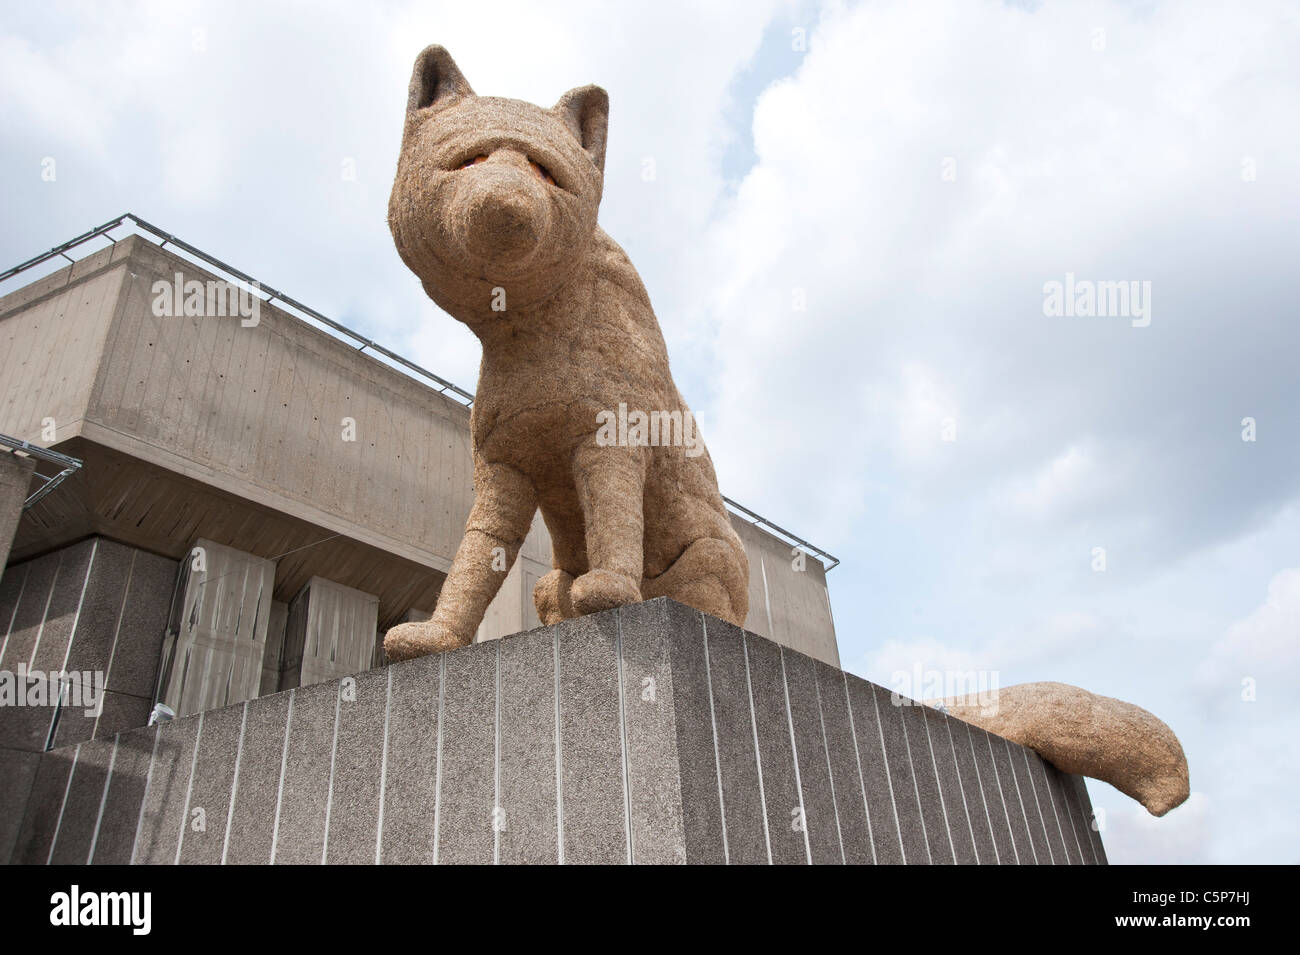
[383,46,749,662]
[380,46,1187,821]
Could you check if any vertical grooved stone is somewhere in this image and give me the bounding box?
[1050,763,1095,864]
[497,628,558,864]
[0,676,57,751]
[948,718,998,864]
[925,706,977,864]
[845,675,904,864]
[898,700,953,864]
[106,551,176,700]
[782,648,842,864]
[274,680,338,864]
[617,602,686,864]
[966,722,1017,863]
[323,668,387,862]
[61,540,133,676]
[0,748,41,864]
[1040,760,1086,864]
[11,744,77,863]
[49,686,117,750]
[1005,739,1053,863]
[224,690,291,865]
[1,552,60,670]
[874,683,929,864]
[1023,748,1069,864]
[92,690,151,740]
[91,727,155,864]
[701,617,767,864]
[814,661,872,864]
[380,654,440,864]
[133,714,199,864]
[741,629,804,864]
[664,602,725,863]
[0,596,1103,866]
[48,738,115,862]
[0,565,30,645]
[985,730,1036,863]
[177,702,244,863]
[31,540,95,672]
[437,640,498,864]
[47,737,116,864]
[1070,773,1108,864]
[557,612,626,864]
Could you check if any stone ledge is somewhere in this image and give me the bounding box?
[1,598,1105,864]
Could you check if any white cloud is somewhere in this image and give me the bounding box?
[1197,566,1300,698]
[1100,790,1213,865]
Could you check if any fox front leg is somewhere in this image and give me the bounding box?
[384,460,536,661]
[569,440,646,615]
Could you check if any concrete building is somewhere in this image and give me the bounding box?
[0,219,844,858]
[0,217,1103,864]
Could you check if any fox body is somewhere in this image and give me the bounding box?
[375,46,1191,826]
[384,46,748,660]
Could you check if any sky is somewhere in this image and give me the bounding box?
[2,0,1297,863]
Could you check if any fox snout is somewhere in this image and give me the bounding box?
[389,46,611,315]
[450,150,551,267]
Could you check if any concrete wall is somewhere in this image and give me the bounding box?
[159,539,275,718]
[730,516,837,667]
[260,601,290,696]
[0,237,476,575]
[0,537,177,750]
[1,599,1105,865]
[0,243,130,451]
[7,439,448,633]
[281,576,379,691]
[0,536,177,863]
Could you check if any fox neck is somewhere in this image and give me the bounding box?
[448,252,597,350]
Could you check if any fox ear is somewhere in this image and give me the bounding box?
[406,45,475,113]
[553,85,609,173]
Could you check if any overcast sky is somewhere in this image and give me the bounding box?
[3,0,1297,863]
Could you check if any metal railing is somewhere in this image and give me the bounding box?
[0,433,83,508]
[0,215,838,570]
[0,213,475,404]
[722,496,839,570]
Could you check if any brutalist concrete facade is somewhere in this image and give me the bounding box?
[3,598,1105,865]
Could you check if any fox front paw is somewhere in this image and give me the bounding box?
[384,620,471,662]
[534,569,576,625]
[570,569,642,616]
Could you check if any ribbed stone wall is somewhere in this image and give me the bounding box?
[1,598,1105,864]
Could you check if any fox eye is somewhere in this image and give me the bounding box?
[529,160,556,185]
[458,155,488,169]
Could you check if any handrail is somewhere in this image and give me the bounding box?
[0,215,839,570]
[0,433,83,508]
[721,495,839,571]
[0,213,475,404]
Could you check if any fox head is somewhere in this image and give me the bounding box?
[388,45,609,322]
